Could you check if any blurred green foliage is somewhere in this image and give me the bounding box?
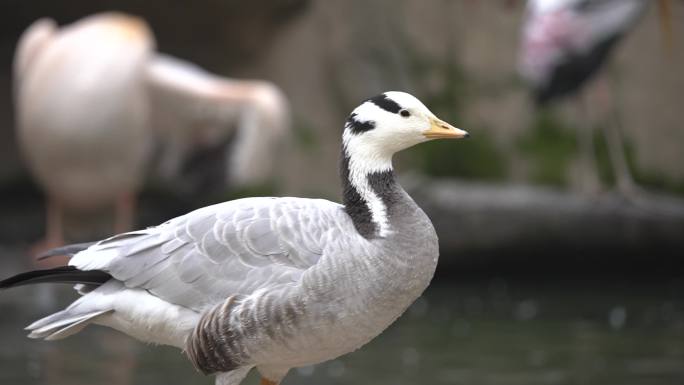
[222,182,278,201]
[410,57,508,180]
[414,131,508,180]
[625,144,684,196]
[292,115,320,151]
[399,34,684,195]
[593,127,615,186]
[518,110,577,187]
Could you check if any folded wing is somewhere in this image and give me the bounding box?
[69,197,346,311]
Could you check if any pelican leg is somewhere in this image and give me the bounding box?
[45,198,64,246]
[603,111,637,196]
[574,94,602,194]
[261,378,278,385]
[31,198,67,267]
[158,137,188,181]
[597,77,638,197]
[114,192,136,233]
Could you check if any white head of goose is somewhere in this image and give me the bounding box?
[0,91,468,385]
[341,91,468,238]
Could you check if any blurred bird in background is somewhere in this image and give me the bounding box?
[518,0,673,195]
[14,13,154,261]
[14,12,291,264]
[146,54,290,198]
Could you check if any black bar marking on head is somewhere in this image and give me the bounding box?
[367,93,402,114]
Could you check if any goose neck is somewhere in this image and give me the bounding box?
[340,145,401,239]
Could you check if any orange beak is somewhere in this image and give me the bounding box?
[423,116,469,139]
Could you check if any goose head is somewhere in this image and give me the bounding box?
[342,91,468,171]
[340,91,469,238]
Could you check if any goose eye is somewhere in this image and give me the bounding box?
[400,109,410,118]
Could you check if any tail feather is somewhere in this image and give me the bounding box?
[25,308,72,331]
[26,307,96,332]
[0,266,111,289]
[27,309,112,340]
[1,261,117,342]
[44,313,107,340]
[37,241,96,261]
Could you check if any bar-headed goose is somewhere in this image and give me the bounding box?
[1,91,469,385]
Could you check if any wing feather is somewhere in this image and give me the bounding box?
[70,197,349,310]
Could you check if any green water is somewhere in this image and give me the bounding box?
[1,279,682,385]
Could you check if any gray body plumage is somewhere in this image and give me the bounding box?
[185,183,438,377]
[33,185,438,382]
[50,184,437,380]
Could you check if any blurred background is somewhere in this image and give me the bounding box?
[0,1,683,384]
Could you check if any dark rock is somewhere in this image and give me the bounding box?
[409,179,684,275]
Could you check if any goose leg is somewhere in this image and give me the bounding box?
[256,365,287,385]
[215,367,253,385]
[114,192,136,233]
[102,331,136,385]
[43,331,136,385]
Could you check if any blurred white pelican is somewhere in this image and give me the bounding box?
[518,0,672,195]
[15,13,155,257]
[15,13,291,261]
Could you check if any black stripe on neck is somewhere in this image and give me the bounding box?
[340,146,398,238]
[367,93,401,114]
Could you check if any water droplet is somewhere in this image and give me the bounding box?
[609,306,627,330]
[451,318,471,337]
[409,297,429,318]
[488,278,509,299]
[514,300,538,321]
[528,349,546,367]
[464,296,484,316]
[296,365,315,377]
[26,357,41,379]
[433,305,451,323]
[401,347,420,366]
[661,301,675,322]
[327,360,345,378]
